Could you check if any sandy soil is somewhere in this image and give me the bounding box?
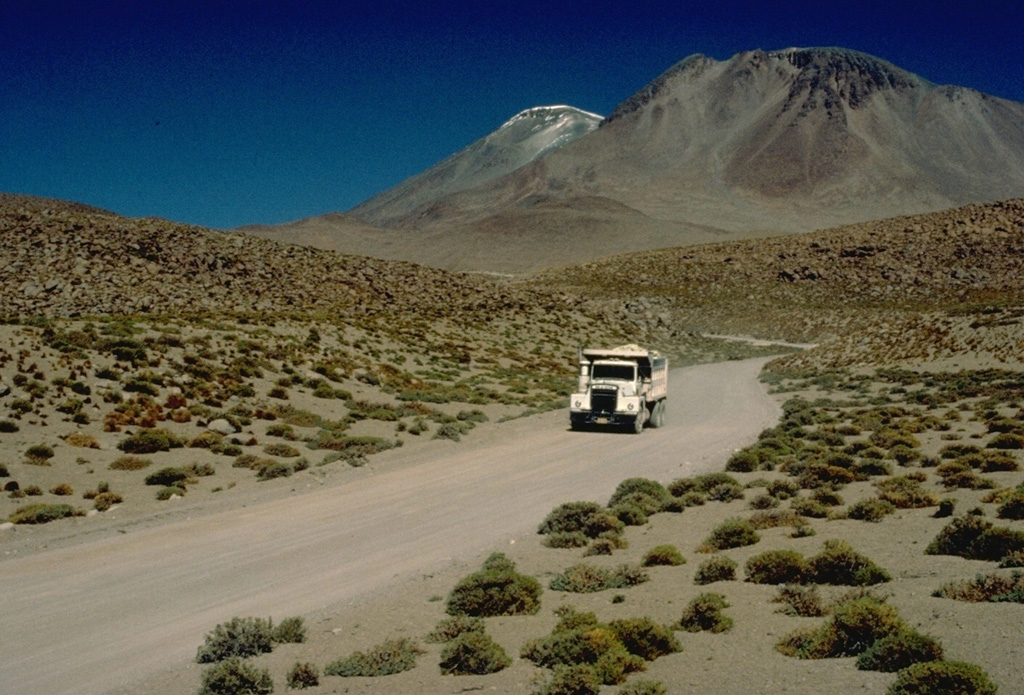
[0,357,779,695]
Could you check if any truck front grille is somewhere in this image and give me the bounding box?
[591,388,617,414]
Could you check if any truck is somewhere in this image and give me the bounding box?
[569,345,668,433]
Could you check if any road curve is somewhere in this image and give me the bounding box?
[0,357,779,695]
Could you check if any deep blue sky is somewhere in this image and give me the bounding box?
[3,0,1023,229]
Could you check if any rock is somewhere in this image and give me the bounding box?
[207,418,237,435]
[0,522,14,532]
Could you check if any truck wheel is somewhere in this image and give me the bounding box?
[650,401,665,428]
[633,411,644,434]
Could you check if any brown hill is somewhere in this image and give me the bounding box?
[279,47,1024,274]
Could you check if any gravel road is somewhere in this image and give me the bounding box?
[0,357,779,695]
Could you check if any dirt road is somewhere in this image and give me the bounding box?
[0,357,778,695]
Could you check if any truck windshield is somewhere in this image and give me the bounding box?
[592,364,636,381]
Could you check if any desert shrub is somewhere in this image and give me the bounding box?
[698,518,759,552]
[257,462,293,480]
[926,515,1024,562]
[853,459,893,478]
[856,629,943,672]
[987,432,1024,450]
[145,467,190,486]
[608,478,669,512]
[807,540,891,586]
[24,485,43,496]
[726,450,759,472]
[642,544,685,567]
[1000,550,1024,568]
[748,509,806,530]
[24,443,55,461]
[262,443,299,458]
[609,617,680,660]
[285,662,318,689]
[0,463,8,478]
[677,592,732,633]
[777,595,903,659]
[439,630,511,675]
[118,428,184,454]
[618,680,667,695]
[798,464,855,490]
[934,498,956,518]
[426,615,483,643]
[265,423,296,440]
[745,550,808,584]
[324,637,424,677]
[888,660,997,695]
[538,501,622,539]
[767,479,799,499]
[271,616,305,644]
[846,497,896,522]
[791,497,829,518]
[550,564,648,593]
[888,445,922,466]
[667,477,698,497]
[694,555,737,584]
[748,493,780,510]
[976,451,1019,472]
[196,617,274,663]
[109,455,151,470]
[0,419,19,432]
[812,488,844,506]
[612,502,647,526]
[8,503,82,524]
[773,584,827,617]
[933,571,1024,602]
[446,553,542,616]
[706,482,745,502]
[997,492,1024,520]
[93,491,123,511]
[50,482,74,496]
[198,658,273,695]
[876,477,939,509]
[535,665,602,695]
[156,485,186,500]
[64,432,99,448]
[189,431,225,449]
[543,531,590,549]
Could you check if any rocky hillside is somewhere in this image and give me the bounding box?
[0,196,577,321]
[532,198,1024,366]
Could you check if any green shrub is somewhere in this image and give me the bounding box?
[726,450,759,472]
[772,584,827,617]
[426,615,483,643]
[285,662,318,690]
[257,462,293,480]
[609,617,680,660]
[550,564,648,593]
[933,571,1024,602]
[538,501,623,539]
[543,531,589,549]
[439,630,511,675]
[324,637,424,677]
[25,443,55,461]
[706,482,745,502]
[749,493,780,510]
[926,515,1024,562]
[94,491,123,512]
[791,497,829,518]
[108,455,151,470]
[847,497,896,522]
[876,477,939,509]
[768,479,799,499]
[856,629,943,672]
[678,592,732,633]
[118,428,184,454]
[535,665,602,695]
[8,503,82,524]
[198,658,273,695]
[807,540,891,586]
[271,616,305,644]
[196,617,274,663]
[997,493,1024,520]
[446,553,542,616]
[987,432,1024,450]
[263,443,300,458]
[642,544,685,567]
[156,485,186,500]
[608,478,669,512]
[618,680,667,695]
[694,556,737,584]
[698,518,759,552]
[777,595,903,659]
[0,420,19,433]
[934,498,956,518]
[745,550,808,584]
[612,502,647,526]
[145,467,190,486]
[888,660,997,695]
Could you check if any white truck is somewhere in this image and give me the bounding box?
[569,345,668,433]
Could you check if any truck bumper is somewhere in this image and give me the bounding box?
[571,411,639,428]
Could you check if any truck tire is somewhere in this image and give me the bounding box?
[633,405,645,434]
[650,401,665,428]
